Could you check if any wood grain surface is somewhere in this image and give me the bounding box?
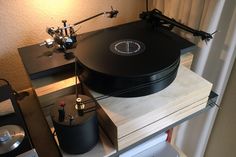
[91,66,212,150]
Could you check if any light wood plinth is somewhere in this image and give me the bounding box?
[90,66,212,150]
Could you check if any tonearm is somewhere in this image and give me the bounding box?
[140,9,217,43]
[40,7,118,50]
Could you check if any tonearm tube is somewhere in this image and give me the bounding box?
[140,9,217,43]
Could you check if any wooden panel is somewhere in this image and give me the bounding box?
[118,99,208,150]
[97,104,118,148]
[90,65,212,150]
[117,93,209,138]
[34,76,79,97]
[92,66,212,134]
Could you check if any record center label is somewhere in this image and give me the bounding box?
[110,39,145,56]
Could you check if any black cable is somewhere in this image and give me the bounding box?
[0,78,10,85]
[83,75,167,104]
[0,78,29,100]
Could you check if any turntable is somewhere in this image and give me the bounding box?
[19,21,195,97]
[18,7,215,99]
[17,7,216,155]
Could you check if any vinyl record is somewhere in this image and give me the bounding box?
[75,21,181,97]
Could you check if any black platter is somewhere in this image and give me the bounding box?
[18,20,195,97]
[76,21,181,97]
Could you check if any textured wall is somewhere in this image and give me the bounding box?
[0,0,146,90]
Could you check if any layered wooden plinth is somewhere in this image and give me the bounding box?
[90,66,212,150]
